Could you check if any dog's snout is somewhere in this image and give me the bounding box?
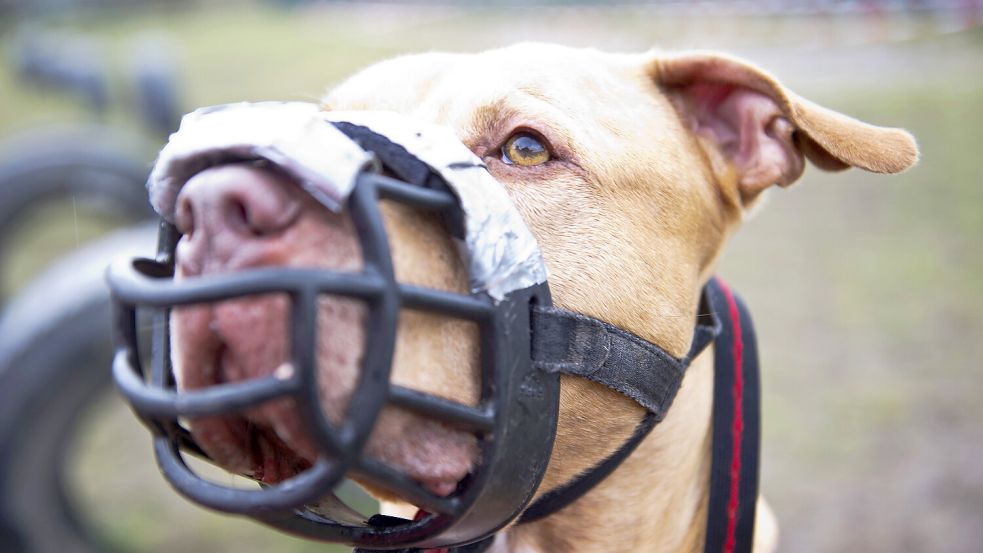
[176,164,301,240]
[175,164,302,274]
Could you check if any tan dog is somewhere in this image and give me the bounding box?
[170,43,917,553]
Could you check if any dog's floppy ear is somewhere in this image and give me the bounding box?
[649,52,919,204]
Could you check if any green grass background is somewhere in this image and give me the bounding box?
[1,3,981,552]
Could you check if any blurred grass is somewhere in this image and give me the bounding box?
[1,3,981,553]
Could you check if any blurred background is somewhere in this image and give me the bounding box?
[0,1,980,552]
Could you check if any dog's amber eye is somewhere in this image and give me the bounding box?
[502,133,550,167]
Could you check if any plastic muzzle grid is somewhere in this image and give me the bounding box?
[107,170,560,549]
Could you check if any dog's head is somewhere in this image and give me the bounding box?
[163,43,916,522]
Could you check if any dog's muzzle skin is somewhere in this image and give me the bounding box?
[107,103,718,551]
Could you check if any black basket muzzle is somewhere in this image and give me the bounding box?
[106,106,560,550]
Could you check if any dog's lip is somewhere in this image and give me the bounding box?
[183,338,315,483]
[419,478,460,497]
[197,414,470,497]
[192,363,472,496]
[246,420,313,484]
[187,322,474,498]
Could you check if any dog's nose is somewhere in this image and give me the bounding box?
[174,164,302,274]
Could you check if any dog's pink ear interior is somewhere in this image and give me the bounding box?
[670,80,807,202]
[651,52,919,204]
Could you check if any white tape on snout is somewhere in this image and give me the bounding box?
[147,102,547,301]
[148,102,375,218]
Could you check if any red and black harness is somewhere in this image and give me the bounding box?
[702,278,761,553]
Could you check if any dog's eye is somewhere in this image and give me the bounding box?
[501,133,550,167]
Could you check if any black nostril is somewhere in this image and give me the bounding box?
[222,189,295,238]
[222,194,252,236]
[242,202,271,238]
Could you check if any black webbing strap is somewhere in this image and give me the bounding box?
[702,278,761,553]
[530,299,720,419]
[517,287,721,524]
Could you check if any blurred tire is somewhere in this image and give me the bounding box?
[0,226,156,553]
[0,125,154,303]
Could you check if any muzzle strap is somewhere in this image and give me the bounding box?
[531,290,721,421]
[517,287,721,524]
